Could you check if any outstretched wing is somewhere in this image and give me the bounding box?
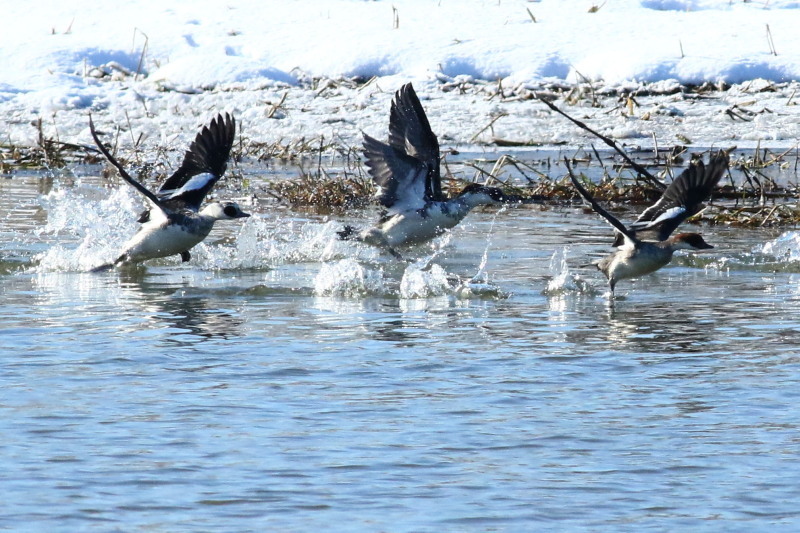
[566,159,637,246]
[156,113,236,211]
[624,150,729,243]
[89,116,167,214]
[387,83,444,201]
[363,133,429,213]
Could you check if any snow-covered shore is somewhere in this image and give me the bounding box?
[2,0,800,160]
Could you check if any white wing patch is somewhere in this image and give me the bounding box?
[160,172,217,200]
[634,206,686,230]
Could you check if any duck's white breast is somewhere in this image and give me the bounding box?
[122,218,213,262]
[378,203,469,247]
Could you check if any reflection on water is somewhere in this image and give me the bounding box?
[3,165,800,531]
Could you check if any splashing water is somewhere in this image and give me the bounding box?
[760,230,800,261]
[314,258,386,297]
[542,246,598,296]
[470,206,504,284]
[34,185,139,272]
[34,184,355,273]
[399,261,451,298]
[454,206,506,298]
[206,216,373,270]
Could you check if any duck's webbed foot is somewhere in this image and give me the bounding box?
[180,251,191,262]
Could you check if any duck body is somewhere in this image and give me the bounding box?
[114,202,249,265]
[359,184,507,250]
[597,233,713,292]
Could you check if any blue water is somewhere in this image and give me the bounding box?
[3,167,800,531]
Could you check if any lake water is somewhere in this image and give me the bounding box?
[4,157,800,532]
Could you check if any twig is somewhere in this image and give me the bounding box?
[536,94,664,189]
[133,28,149,81]
[469,112,508,143]
[766,24,777,56]
[266,91,288,119]
[590,144,607,175]
[571,69,599,107]
[651,133,659,163]
[759,203,781,227]
[509,156,550,182]
[588,1,606,13]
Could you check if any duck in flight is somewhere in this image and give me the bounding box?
[567,150,729,295]
[89,113,250,271]
[338,83,518,259]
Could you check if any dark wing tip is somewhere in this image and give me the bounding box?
[566,159,636,242]
[388,82,439,155]
[667,149,728,210]
[633,150,730,241]
[704,149,730,188]
[192,112,236,177]
[159,113,237,194]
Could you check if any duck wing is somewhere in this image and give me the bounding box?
[387,83,443,201]
[156,113,236,211]
[90,116,167,214]
[619,150,729,244]
[566,159,638,246]
[363,133,429,213]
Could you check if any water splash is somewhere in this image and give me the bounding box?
[470,206,505,284]
[34,185,139,272]
[445,207,507,298]
[542,246,598,296]
[203,216,370,270]
[452,280,504,299]
[399,260,450,298]
[314,258,386,297]
[760,230,800,261]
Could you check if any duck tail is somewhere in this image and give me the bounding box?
[90,263,114,273]
[90,253,127,272]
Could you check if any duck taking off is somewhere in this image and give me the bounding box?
[89,113,250,271]
[338,83,515,259]
[567,150,729,295]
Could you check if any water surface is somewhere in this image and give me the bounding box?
[3,160,800,531]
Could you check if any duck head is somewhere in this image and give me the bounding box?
[457,183,509,207]
[670,232,713,251]
[200,202,252,220]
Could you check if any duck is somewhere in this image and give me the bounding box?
[89,113,250,271]
[567,150,730,295]
[338,83,516,259]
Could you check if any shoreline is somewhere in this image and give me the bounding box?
[3,76,800,171]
